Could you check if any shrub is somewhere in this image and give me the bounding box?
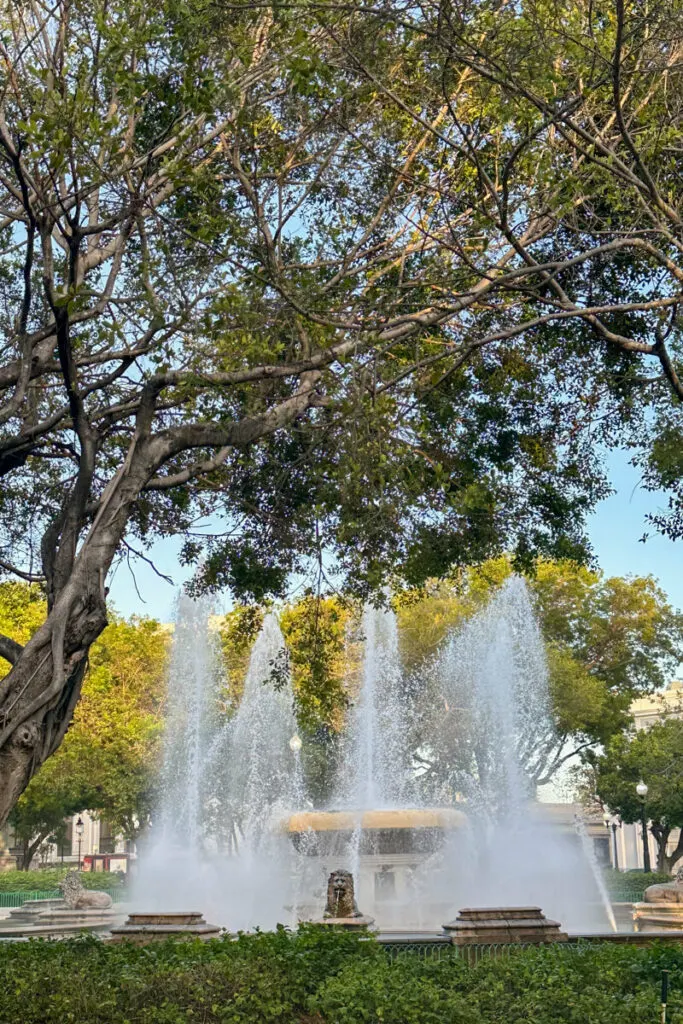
[603,869,671,902]
[0,928,682,1024]
[0,869,126,893]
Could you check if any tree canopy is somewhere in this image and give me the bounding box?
[590,719,683,873]
[0,0,682,821]
[219,558,683,797]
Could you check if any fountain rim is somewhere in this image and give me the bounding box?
[284,807,467,833]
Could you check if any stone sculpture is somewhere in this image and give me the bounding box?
[643,867,683,903]
[59,871,113,910]
[316,869,374,930]
[324,869,362,920]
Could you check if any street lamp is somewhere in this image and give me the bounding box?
[636,780,651,874]
[603,812,620,872]
[75,817,84,870]
[289,734,302,753]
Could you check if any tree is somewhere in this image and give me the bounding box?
[8,759,91,870]
[59,616,168,840]
[3,584,168,847]
[394,557,683,784]
[590,719,683,873]
[0,0,681,823]
[218,560,683,796]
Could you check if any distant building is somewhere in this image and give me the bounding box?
[1,810,133,874]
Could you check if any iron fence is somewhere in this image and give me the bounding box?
[378,934,683,964]
[0,888,127,908]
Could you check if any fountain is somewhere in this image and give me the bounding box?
[633,867,683,931]
[133,598,303,931]
[134,578,617,935]
[314,869,375,930]
[0,872,117,939]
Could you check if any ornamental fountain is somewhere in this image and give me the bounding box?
[133,580,616,934]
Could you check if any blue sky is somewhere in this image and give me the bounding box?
[107,448,683,621]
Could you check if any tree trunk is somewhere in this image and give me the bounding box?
[650,823,671,873]
[19,833,48,870]
[0,442,159,827]
[664,830,683,874]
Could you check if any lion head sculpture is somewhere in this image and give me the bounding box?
[324,869,361,919]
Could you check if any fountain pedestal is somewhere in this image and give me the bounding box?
[633,903,683,932]
[0,897,118,939]
[315,914,376,930]
[633,870,683,932]
[443,907,568,945]
[109,912,221,944]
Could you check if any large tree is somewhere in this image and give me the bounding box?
[0,0,681,822]
[590,719,683,873]
[2,588,168,855]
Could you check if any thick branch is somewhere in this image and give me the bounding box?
[0,635,23,666]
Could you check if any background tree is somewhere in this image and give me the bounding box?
[590,719,683,873]
[218,559,683,796]
[0,0,682,822]
[7,759,91,870]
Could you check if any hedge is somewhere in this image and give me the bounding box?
[0,927,681,1024]
[0,869,126,893]
[603,869,672,903]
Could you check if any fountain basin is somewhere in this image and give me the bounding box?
[109,912,221,944]
[286,807,466,856]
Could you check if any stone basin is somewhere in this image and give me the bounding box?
[286,808,467,832]
[109,911,222,944]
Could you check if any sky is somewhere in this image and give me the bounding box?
[107,448,683,622]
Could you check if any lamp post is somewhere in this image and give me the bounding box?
[289,734,302,753]
[75,816,84,870]
[603,812,620,871]
[636,780,651,874]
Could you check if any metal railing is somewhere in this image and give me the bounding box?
[0,888,127,908]
[378,932,683,963]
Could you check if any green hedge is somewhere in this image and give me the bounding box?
[603,869,671,903]
[0,927,682,1024]
[0,869,126,893]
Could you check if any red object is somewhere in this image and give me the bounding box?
[81,853,131,874]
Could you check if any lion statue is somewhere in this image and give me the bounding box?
[644,866,683,904]
[323,869,361,919]
[59,871,113,910]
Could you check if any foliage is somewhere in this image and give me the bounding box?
[280,596,358,733]
[0,583,45,676]
[590,719,683,872]
[62,616,169,839]
[0,869,126,893]
[217,606,265,709]
[0,930,682,1024]
[7,766,90,870]
[3,0,683,818]
[603,870,672,903]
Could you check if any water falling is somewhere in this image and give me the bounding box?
[416,577,613,932]
[156,593,222,855]
[134,601,303,929]
[134,579,617,934]
[338,602,412,810]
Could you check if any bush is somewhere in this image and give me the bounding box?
[0,929,682,1024]
[0,869,126,893]
[603,869,671,902]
